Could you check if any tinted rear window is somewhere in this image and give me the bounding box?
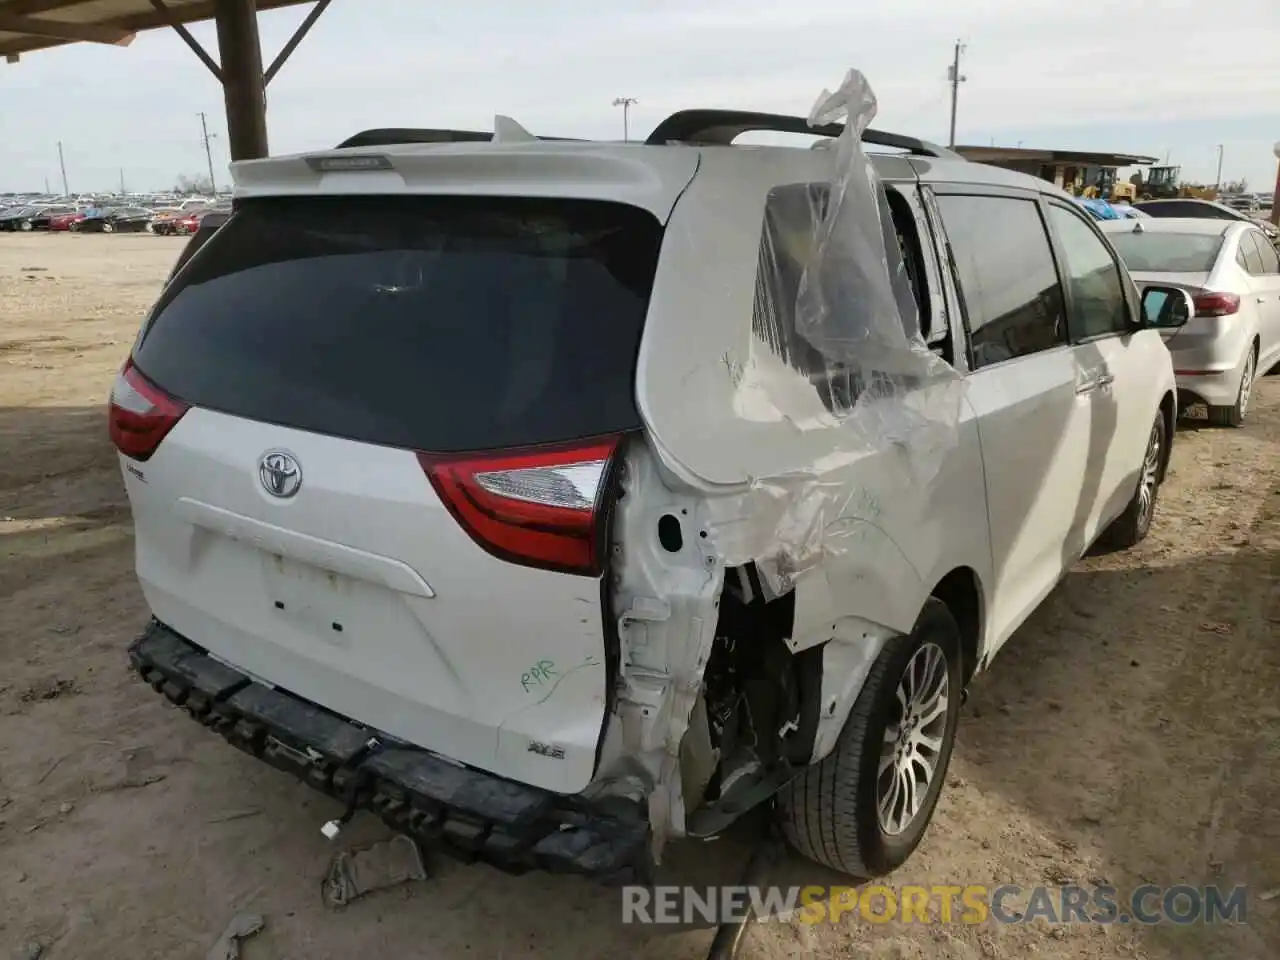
[1135,201,1229,219]
[1106,232,1224,273]
[135,195,663,452]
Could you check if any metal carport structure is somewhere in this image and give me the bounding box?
[0,0,335,160]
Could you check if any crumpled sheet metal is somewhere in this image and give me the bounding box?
[717,68,966,595]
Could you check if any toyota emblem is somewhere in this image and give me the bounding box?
[259,450,302,499]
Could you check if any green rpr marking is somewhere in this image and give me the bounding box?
[521,660,558,693]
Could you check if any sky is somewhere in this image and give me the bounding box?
[1,0,1279,195]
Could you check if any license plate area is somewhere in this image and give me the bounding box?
[261,552,356,644]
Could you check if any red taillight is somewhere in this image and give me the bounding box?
[418,437,621,577]
[108,360,189,461]
[1192,292,1240,318]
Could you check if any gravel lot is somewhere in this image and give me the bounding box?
[1,234,1277,960]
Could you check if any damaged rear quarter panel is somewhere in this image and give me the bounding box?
[602,441,724,856]
[623,145,996,798]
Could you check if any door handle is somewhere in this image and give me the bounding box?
[1076,368,1113,395]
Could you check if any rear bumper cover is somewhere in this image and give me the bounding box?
[129,619,651,883]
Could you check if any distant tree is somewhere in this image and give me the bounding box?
[173,174,214,195]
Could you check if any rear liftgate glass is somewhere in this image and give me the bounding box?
[116,194,665,574]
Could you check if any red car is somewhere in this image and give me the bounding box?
[173,212,202,236]
[48,211,86,232]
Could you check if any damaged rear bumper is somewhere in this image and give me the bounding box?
[129,620,652,884]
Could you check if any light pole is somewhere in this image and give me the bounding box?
[199,112,218,194]
[947,40,967,149]
[1271,141,1280,226]
[56,141,69,197]
[1214,144,1224,192]
[612,96,638,142]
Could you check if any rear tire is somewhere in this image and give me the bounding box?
[1100,409,1165,550]
[1207,346,1256,427]
[102,222,114,234]
[777,599,963,878]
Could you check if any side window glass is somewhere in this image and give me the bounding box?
[751,182,930,413]
[934,194,1067,369]
[1046,203,1130,338]
[1239,234,1265,276]
[1245,232,1280,275]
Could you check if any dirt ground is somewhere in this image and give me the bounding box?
[1,234,1277,960]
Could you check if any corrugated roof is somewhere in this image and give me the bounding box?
[0,0,313,59]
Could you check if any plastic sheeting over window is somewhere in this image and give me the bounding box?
[710,69,966,596]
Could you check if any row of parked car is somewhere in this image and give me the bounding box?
[1219,192,1276,216]
[1075,193,1280,237]
[111,109,1280,894]
[1105,206,1280,425]
[0,198,230,235]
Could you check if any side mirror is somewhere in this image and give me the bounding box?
[1140,285,1194,329]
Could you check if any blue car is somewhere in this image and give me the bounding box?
[1074,197,1146,221]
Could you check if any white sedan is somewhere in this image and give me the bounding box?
[1101,217,1280,426]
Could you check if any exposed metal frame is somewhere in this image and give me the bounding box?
[1,0,335,161]
[147,0,221,79]
[147,0,333,159]
[0,11,135,45]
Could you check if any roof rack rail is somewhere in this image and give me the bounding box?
[643,110,958,159]
[335,127,584,149]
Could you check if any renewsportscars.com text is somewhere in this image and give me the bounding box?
[621,883,1249,926]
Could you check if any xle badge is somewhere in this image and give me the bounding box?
[527,741,566,760]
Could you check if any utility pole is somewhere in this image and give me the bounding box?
[947,41,967,149]
[119,168,126,196]
[1214,144,1224,191]
[612,96,638,143]
[198,111,218,194]
[56,141,69,197]
[43,176,50,194]
[1271,141,1280,227]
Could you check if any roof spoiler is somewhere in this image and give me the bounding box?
[335,121,584,150]
[643,109,959,159]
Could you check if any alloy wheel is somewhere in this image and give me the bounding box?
[877,641,950,836]
[1239,350,1256,418]
[1137,422,1161,525]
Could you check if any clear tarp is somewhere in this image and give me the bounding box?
[713,68,966,595]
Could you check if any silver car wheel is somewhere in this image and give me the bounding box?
[1238,350,1255,418]
[877,641,950,836]
[1137,421,1161,523]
